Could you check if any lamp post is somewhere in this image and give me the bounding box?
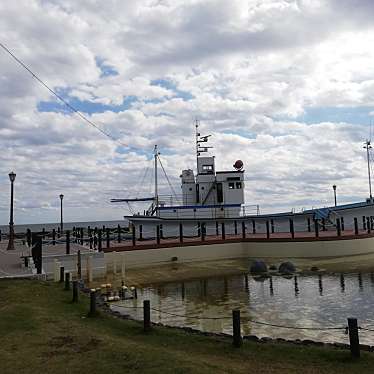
[59,194,64,233]
[333,185,337,207]
[7,171,16,251]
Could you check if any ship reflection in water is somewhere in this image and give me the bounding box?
[112,269,374,345]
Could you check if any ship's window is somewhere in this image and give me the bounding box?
[236,182,242,189]
[202,165,213,172]
[201,186,205,190]
[189,188,192,191]
[229,182,235,189]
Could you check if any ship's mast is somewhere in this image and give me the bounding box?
[154,144,159,210]
[364,139,373,200]
[195,119,212,172]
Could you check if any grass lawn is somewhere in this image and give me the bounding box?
[1,279,374,374]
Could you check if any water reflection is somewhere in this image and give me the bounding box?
[112,272,374,345]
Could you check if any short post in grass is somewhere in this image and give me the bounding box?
[221,222,225,240]
[242,221,246,239]
[66,230,70,254]
[156,225,161,245]
[132,224,136,246]
[89,289,97,316]
[64,272,70,291]
[117,224,121,243]
[72,280,78,303]
[348,318,360,358]
[143,300,151,332]
[289,218,295,239]
[106,228,110,248]
[314,219,319,237]
[354,217,359,236]
[52,228,56,245]
[336,218,341,237]
[266,220,270,239]
[59,266,65,283]
[179,223,183,243]
[98,230,102,252]
[232,309,242,347]
[77,250,82,280]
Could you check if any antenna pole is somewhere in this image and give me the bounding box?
[154,145,158,212]
[195,119,200,171]
[364,140,373,200]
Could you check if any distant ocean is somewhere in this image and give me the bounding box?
[0,219,129,234]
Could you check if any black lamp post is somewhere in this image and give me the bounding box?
[7,171,16,251]
[59,194,64,233]
[333,185,337,207]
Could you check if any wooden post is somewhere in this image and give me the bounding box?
[87,256,93,283]
[117,224,121,243]
[59,266,65,283]
[156,225,160,245]
[336,218,341,237]
[64,272,70,291]
[314,219,319,237]
[89,289,96,316]
[52,228,56,245]
[106,228,110,248]
[242,221,246,239]
[354,217,359,236]
[98,230,102,251]
[201,223,205,241]
[42,227,46,239]
[179,223,183,243]
[307,218,311,232]
[132,224,136,246]
[57,226,61,238]
[72,280,78,303]
[341,217,345,231]
[143,300,151,332]
[77,250,82,279]
[139,225,143,240]
[252,219,256,234]
[348,318,360,358]
[270,219,274,234]
[234,221,238,235]
[367,217,371,234]
[216,221,219,235]
[363,216,366,230]
[27,229,31,247]
[221,222,225,240]
[66,230,70,255]
[80,227,84,245]
[266,221,270,239]
[89,236,93,249]
[232,309,242,347]
[289,218,294,239]
[322,218,326,231]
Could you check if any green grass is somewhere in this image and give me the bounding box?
[1,279,374,373]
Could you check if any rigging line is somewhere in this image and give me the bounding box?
[136,161,151,199]
[0,41,132,150]
[158,156,178,199]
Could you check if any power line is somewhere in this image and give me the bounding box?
[0,41,130,149]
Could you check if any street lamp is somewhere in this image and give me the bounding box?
[59,194,64,233]
[332,185,337,207]
[7,171,16,251]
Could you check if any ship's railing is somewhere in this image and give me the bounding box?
[241,204,260,216]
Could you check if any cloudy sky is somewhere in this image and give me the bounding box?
[1,0,374,224]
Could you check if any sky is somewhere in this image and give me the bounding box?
[1,0,374,224]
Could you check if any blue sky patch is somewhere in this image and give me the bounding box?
[151,78,194,101]
[95,57,119,77]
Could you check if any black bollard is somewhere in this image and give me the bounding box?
[156,225,160,245]
[354,217,359,236]
[66,230,70,255]
[77,250,82,279]
[242,221,246,239]
[252,219,256,234]
[221,222,225,240]
[80,227,84,245]
[132,224,136,246]
[266,221,270,239]
[179,223,183,243]
[363,216,366,230]
[307,218,311,232]
[289,218,294,239]
[322,218,326,231]
[64,272,70,291]
[42,227,46,239]
[89,236,93,249]
[143,300,151,332]
[98,230,102,252]
[232,309,242,347]
[106,228,110,248]
[72,280,78,303]
[270,219,274,234]
[59,266,65,283]
[201,223,205,241]
[139,225,143,240]
[57,226,61,238]
[32,234,42,274]
[336,218,341,237]
[234,221,238,235]
[52,228,56,245]
[117,224,121,243]
[89,289,97,316]
[216,221,219,236]
[314,219,319,238]
[367,217,371,234]
[348,318,360,358]
[26,229,31,247]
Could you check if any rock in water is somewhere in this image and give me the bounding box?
[250,260,268,274]
[279,261,296,274]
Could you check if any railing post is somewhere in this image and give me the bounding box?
[252,219,256,234]
[143,300,151,332]
[52,228,56,245]
[314,219,319,238]
[72,280,78,303]
[201,223,205,241]
[221,222,225,240]
[132,224,136,246]
[42,227,46,239]
[197,222,201,237]
[242,221,246,239]
[89,289,96,316]
[266,221,270,239]
[367,217,371,234]
[232,309,242,347]
[270,219,274,234]
[234,221,238,235]
[216,221,219,236]
[139,225,143,240]
[98,230,102,252]
[289,218,294,239]
[322,218,326,231]
[354,217,359,236]
[59,266,65,283]
[348,318,360,358]
[77,250,82,279]
[179,223,183,243]
[57,226,61,238]
[156,225,161,245]
[64,272,70,291]
[117,224,121,243]
[106,228,110,248]
[66,230,70,254]
[307,218,311,232]
[336,218,341,237]
[27,229,31,247]
[363,216,366,230]
[341,217,345,231]
[80,227,84,245]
